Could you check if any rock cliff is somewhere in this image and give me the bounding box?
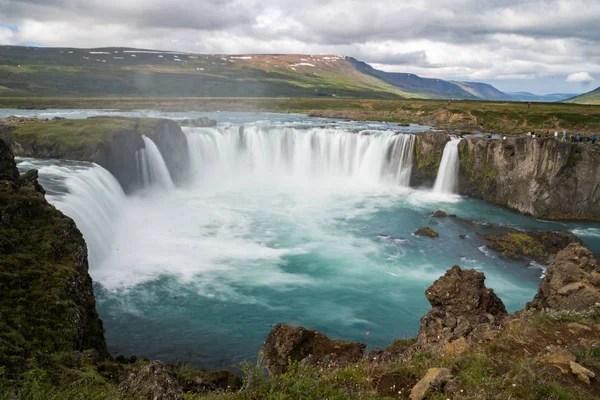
[458,136,600,221]
[0,138,108,377]
[410,132,449,187]
[0,117,190,193]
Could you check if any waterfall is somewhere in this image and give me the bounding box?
[433,138,462,194]
[141,135,175,191]
[183,126,415,186]
[32,162,126,267]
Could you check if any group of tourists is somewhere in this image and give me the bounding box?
[525,129,597,144]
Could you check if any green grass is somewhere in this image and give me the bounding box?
[2,97,599,135]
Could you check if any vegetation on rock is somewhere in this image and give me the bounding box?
[414,226,439,238]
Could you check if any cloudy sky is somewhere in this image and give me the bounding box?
[1,0,599,94]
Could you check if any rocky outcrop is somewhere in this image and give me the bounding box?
[0,138,108,377]
[261,323,366,376]
[96,128,145,193]
[0,116,191,193]
[526,243,600,312]
[458,137,600,221]
[143,118,190,185]
[417,265,507,350]
[178,117,217,128]
[482,230,581,263]
[410,132,449,187]
[119,361,183,400]
[414,226,439,238]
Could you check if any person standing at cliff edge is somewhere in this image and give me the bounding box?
[554,131,558,140]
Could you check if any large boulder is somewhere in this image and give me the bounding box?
[119,361,183,400]
[261,324,366,376]
[417,266,507,349]
[526,243,600,311]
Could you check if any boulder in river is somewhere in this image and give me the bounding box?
[415,226,439,238]
[417,265,507,350]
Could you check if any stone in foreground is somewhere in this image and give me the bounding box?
[261,323,366,376]
[119,361,183,400]
[409,367,452,400]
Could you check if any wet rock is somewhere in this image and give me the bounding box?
[526,243,600,312]
[570,361,595,384]
[409,367,452,400]
[458,234,467,239]
[415,226,439,238]
[178,117,217,128]
[432,210,447,218]
[261,323,366,376]
[119,361,183,400]
[417,265,507,349]
[483,230,581,263]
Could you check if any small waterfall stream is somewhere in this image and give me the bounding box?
[141,135,175,191]
[433,138,462,194]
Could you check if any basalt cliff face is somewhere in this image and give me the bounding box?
[0,117,190,193]
[0,138,108,377]
[412,132,600,221]
[458,136,600,221]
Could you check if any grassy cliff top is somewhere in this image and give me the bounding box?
[1,116,174,157]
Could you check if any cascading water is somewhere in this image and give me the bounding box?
[183,125,416,187]
[16,160,126,267]
[141,135,175,191]
[433,138,462,194]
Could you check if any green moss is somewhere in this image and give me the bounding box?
[3,117,170,159]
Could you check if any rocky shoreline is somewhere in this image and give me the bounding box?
[2,135,600,398]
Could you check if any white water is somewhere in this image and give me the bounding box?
[141,136,175,191]
[33,162,126,266]
[433,138,462,194]
[184,126,415,187]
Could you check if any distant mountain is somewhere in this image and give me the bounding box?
[508,92,580,103]
[346,57,512,100]
[0,45,511,101]
[452,81,513,101]
[564,87,600,104]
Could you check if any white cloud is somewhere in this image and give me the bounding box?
[566,72,595,83]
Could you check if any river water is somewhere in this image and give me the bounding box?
[9,109,600,369]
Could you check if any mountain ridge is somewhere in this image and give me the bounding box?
[0,45,558,102]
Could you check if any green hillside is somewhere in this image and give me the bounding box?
[0,46,411,99]
[0,45,514,100]
[565,87,600,104]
